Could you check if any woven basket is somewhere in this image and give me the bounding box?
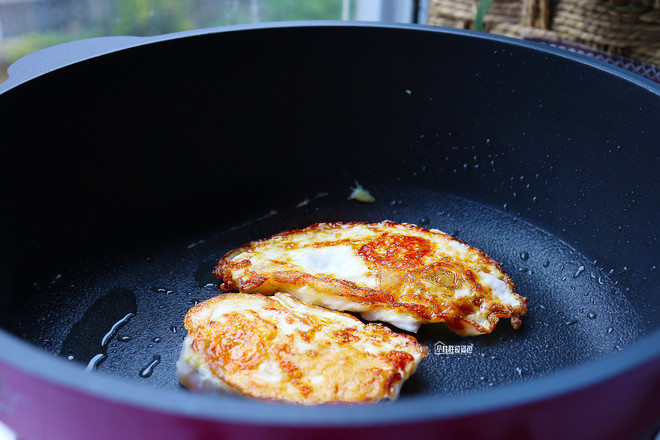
[428,0,660,66]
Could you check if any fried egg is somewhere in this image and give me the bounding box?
[177,292,428,404]
[215,221,527,335]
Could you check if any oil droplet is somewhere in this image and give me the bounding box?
[139,355,161,378]
[543,260,550,268]
[67,355,75,361]
[565,318,579,326]
[153,337,162,343]
[49,273,64,287]
[587,312,598,319]
[101,313,135,348]
[419,217,430,225]
[85,353,107,372]
[117,335,132,342]
[520,251,529,261]
[574,266,585,278]
[170,326,178,333]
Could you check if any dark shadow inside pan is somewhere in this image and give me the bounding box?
[7,182,643,399]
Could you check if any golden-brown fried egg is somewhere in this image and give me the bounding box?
[177,292,428,404]
[215,221,527,335]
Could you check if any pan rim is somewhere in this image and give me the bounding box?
[0,21,658,427]
[1,327,659,426]
[1,21,659,94]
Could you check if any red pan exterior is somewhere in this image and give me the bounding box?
[1,345,659,440]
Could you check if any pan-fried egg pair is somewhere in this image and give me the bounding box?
[178,221,527,405]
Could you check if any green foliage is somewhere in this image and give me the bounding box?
[259,0,343,21]
[0,0,344,83]
[111,0,195,36]
[474,0,494,32]
[195,0,343,28]
[104,0,342,36]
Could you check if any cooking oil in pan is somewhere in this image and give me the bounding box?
[9,183,646,396]
[59,288,137,369]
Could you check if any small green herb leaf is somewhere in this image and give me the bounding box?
[475,0,495,31]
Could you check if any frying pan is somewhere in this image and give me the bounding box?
[0,22,658,440]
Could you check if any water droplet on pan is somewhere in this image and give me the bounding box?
[101,313,135,348]
[139,355,161,378]
[85,353,107,372]
[49,273,64,287]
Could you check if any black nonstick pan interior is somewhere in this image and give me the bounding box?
[0,22,658,419]
[3,181,646,397]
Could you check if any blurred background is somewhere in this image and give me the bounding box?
[0,0,657,84]
[0,0,420,83]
